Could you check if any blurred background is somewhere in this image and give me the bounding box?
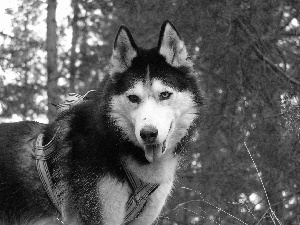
[1,0,300,224]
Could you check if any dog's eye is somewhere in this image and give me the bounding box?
[159,91,172,100]
[127,95,140,103]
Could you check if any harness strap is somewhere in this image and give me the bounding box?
[35,90,159,221]
[56,90,96,115]
[122,162,159,222]
[35,91,96,212]
[35,131,61,212]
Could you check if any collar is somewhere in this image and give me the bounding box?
[34,91,159,222]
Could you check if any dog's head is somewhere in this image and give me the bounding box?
[108,21,202,163]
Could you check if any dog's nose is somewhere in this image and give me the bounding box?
[140,126,158,144]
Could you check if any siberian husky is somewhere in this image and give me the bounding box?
[0,20,204,225]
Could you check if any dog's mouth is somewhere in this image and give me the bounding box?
[141,121,174,163]
[144,140,167,163]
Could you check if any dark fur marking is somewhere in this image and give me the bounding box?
[0,21,204,225]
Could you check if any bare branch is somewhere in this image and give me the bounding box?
[237,18,300,86]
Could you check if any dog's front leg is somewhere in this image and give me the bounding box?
[127,182,173,225]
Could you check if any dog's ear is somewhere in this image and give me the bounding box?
[158,20,193,68]
[110,26,138,76]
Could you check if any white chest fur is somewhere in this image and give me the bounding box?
[128,181,173,225]
[97,176,174,225]
[97,176,131,225]
[124,151,178,184]
[97,154,178,225]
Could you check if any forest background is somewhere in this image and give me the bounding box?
[1,0,300,224]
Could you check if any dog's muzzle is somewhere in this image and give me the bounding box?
[140,125,169,163]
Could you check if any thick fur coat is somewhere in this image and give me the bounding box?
[0,21,204,225]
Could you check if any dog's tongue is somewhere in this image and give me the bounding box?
[145,145,162,162]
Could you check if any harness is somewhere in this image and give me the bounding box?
[34,91,159,223]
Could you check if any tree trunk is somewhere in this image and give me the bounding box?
[46,0,59,123]
[69,0,80,93]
